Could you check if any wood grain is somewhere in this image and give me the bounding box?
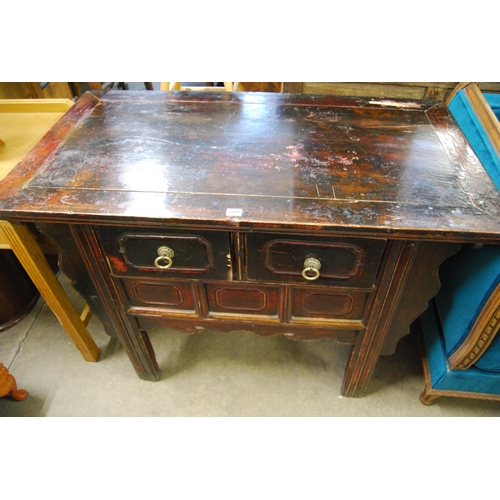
[0,222,99,362]
[1,90,498,396]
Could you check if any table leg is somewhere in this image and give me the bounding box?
[0,222,100,362]
[70,225,160,381]
[341,241,415,397]
[341,240,460,397]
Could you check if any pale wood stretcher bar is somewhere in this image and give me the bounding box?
[0,99,99,362]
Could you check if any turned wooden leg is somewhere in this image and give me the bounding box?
[0,363,28,401]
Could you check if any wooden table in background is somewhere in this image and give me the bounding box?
[0,99,99,361]
[282,82,500,101]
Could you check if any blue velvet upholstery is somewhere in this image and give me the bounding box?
[448,92,500,189]
[421,301,500,395]
[435,245,500,372]
[421,87,500,398]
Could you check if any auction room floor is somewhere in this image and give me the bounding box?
[2,272,500,417]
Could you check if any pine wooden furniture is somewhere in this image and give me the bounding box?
[0,82,74,100]
[419,83,500,404]
[1,90,500,397]
[0,99,99,362]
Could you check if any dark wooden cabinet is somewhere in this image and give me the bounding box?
[1,90,500,398]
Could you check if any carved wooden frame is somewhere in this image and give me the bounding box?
[447,281,500,369]
[416,320,500,405]
[446,83,500,370]
[456,83,500,159]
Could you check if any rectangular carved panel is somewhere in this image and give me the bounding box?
[122,279,197,313]
[205,283,280,319]
[291,287,368,321]
[245,233,385,289]
[96,226,231,280]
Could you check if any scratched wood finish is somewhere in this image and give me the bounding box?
[282,82,500,101]
[1,91,500,242]
[1,91,500,398]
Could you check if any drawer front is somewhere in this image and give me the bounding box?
[122,279,197,315]
[245,233,386,289]
[205,283,280,320]
[96,227,231,280]
[290,287,368,321]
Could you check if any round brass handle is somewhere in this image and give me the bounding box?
[302,257,321,281]
[154,246,174,269]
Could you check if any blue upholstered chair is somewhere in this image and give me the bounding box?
[419,83,500,404]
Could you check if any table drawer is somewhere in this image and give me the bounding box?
[96,227,231,280]
[245,233,386,289]
[291,287,368,321]
[123,279,197,315]
[205,283,280,320]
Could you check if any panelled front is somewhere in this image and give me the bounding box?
[96,227,232,280]
[290,288,367,322]
[244,233,386,289]
[204,283,280,321]
[96,226,385,333]
[122,279,198,317]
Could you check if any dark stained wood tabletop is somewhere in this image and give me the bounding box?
[1,90,499,242]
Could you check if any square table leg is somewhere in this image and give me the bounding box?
[0,221,99,362]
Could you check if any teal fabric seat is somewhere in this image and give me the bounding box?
[420,84,500,403]
[420,301,500,397]
[448,92,500,188]
[435,245,500,373]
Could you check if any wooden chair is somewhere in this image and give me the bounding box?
[0,99,99,363]
[418,83,500,404]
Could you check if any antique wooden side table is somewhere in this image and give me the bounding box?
[1,90,500,398]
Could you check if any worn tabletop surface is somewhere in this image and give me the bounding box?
[0,90,499,242]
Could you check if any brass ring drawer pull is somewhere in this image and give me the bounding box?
[302,257,321,281]
[154,246,175,269]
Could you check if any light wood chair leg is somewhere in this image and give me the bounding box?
[0,221,100,362]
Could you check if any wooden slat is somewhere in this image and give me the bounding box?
[0,221,99,362]
[0,99,73,181]
[464,83,500,159]
[0,98,74,113]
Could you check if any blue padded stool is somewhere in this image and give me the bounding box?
[419,83,500,404]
